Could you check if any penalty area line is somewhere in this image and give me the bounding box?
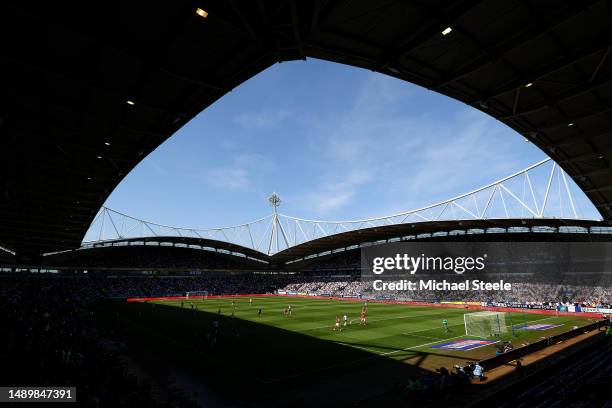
[380,335,468,357]
[264,314,566,383]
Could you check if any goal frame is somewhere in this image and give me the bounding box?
[185,290,209,300]
[464,311,508,338]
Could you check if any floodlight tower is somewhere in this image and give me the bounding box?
[267,192,289,255]
[269,192,281,213]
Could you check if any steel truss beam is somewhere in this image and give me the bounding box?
[82,158,596,255]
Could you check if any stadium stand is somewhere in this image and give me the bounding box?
[2,1,612,406]
[1,264,610,406]
[1,270,609,317]
[0,278,201,407]
[481,334,612,407]
[43,245,266,271]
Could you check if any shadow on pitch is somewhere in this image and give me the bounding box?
[97,300,465,408]
[334,339,479,361]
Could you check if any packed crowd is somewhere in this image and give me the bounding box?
[282,280,361,296]
[3,272,610,307]
[1,272,610,407]
[278,278,612,308]
[402,362,487,404]
[0,278,199,407]
[96,274,283,298]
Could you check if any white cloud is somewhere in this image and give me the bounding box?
[300,169,374,213]
[200,153,276,192]
[233,109,293,128]
[205,167,251,190]
[305,190,355,213]
[294,73,540,218]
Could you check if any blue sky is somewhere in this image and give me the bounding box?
[104,58,598,228]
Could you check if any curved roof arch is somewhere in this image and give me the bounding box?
[79,236,269,262]
[41,238,268,271]
[2,0,612,256]
[84,159,600,255]
[270,218,611,264]
[9,218,607,270]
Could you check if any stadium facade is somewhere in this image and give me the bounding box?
[2,0,612,265]
[2,2,612,407]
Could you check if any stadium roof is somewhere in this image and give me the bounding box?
[18,218,608,269]
[80,236,269,262]
[2,0,612,257]
[270,218,610,263]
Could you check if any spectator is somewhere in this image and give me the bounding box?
[472,363,485,381]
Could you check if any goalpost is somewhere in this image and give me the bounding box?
[464,311,508,338]
[185,290,209,300]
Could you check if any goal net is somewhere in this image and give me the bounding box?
[185,290,208,300]
[464,311,508,338]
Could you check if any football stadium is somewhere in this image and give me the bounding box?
[2,1,612,407]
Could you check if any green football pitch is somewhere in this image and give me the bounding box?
[105,295,595,382]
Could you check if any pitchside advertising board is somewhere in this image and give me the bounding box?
[360,242,612,310]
